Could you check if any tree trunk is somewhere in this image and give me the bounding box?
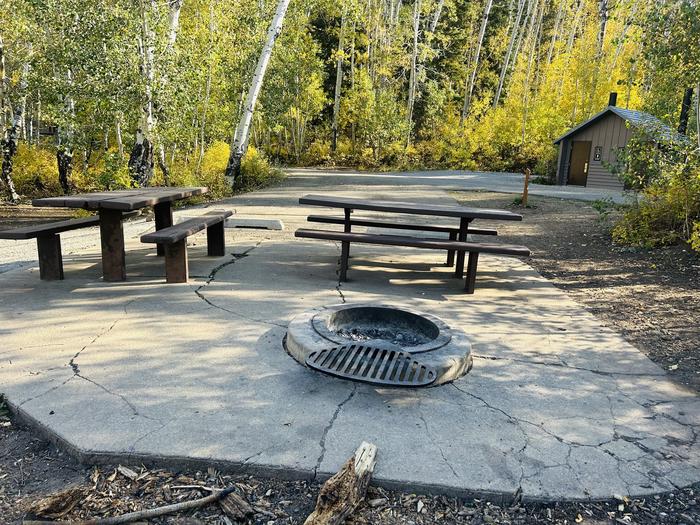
[406,0,421,143]
[56,149,72,195]
[196,0,216,173]
[678,87,694,135]
[493,0,525,108]
[428,0,444,33]
[546,0,565,65]
[462,0,493,122]
[128,129,153,186]
[157,143,170,184]
[331,13,346,152]
[167,0,183,49]
[1,115,21,203]
[116,118,124,157]
[696,84,700,150]
[226,0,291,185]
[130,0,156,185]
[0,36,20,203]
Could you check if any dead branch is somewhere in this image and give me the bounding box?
[24,486,238,525]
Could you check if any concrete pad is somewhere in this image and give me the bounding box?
[1,173,698,502]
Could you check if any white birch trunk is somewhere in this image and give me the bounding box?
[129,0,156,185]
[0,36,23,203]
[461,0,493,122]
[493,0,525,108]
[428,0,444,32]
[331,13,346,152]
[226,0,291,183]
[116,118,124,157]
[167,0,183,49]
[196,0,215,172]
[521,0,543,145]
[406,0,421,141]
[696,84,700,151]
[546,0,565,65]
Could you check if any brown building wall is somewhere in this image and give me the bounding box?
[557,112,631,189]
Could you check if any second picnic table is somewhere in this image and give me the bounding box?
[32,187,206,281]
[298,194,524,278]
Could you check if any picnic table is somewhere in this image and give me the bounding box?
[32,187,206,281]
[298,194,523,279]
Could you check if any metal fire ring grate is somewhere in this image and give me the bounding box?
[305,342,437,387]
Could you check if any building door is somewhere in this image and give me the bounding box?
[568,141,591,186]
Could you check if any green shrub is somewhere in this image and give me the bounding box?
[612,163,700,250]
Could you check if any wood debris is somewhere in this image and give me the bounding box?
[304,441,377,525]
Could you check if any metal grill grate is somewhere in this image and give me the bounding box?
[305,343,436,387]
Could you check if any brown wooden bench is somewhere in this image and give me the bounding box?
[307,214,498,266]
[140,210,233,283]
[0,212,136,280]
[295,228,530,293]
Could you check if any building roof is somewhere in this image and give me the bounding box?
[553,106,686,144]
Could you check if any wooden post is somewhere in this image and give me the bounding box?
[522,168,531,207]
[165,240,188,283]
[99,208,126,282]
[154,202,173,256]
[36,235,64,280]
[207,221,226,256]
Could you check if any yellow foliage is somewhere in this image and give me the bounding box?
[12,144,61,197]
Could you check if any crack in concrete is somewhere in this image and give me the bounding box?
[473,354,666,378]
[69,317,123,375]
[193,242,287,328]
[417,402,459,480]
[452,382,696,495]
[128,419,174,452]
[313,384,357,478]
[17,375,76,408]
[74,373,159,421]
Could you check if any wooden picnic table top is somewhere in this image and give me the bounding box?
[32,187,207,212]
[299,194,523,221]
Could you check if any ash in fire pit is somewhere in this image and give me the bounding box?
[331,306,438,347]
[335,327,429,346]
[286,303,472,387]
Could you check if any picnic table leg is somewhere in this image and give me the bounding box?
[464,252,479,294]
[445,231,456,266]
[454,217,469,277]
[36,234,64,280]
[154,202,173,256]
[339,207,351,281]
[99,208,127,282]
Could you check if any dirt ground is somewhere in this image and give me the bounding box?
[452,191,700,392]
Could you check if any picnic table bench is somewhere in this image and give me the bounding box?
[0,212,136,280]
[141,210,233,283]
[296,194,530,293]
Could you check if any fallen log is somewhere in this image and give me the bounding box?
[304,441,378,525]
